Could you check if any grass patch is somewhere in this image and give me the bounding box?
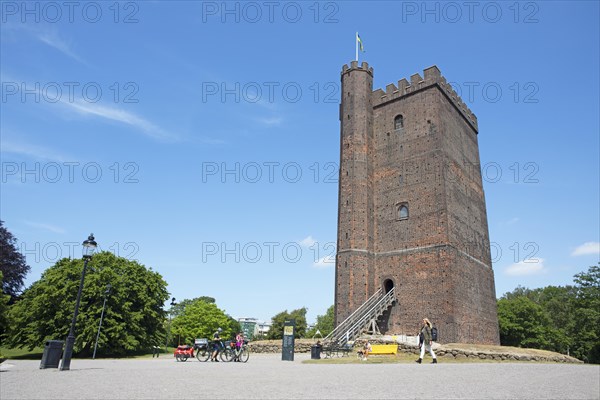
[0,346,44,360]
[125,347,175,359]
[77,347,178,360]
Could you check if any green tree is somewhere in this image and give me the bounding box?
[533,285,574,353]
[267,307,307,340]
[5,252,169,356]
[226,315,242,337]
[501,285,534,300]
[497,296,560,349]
[307,305,334,338]
[570,264,600,363]
[170,296,215,319]
[498,264,600,363]
[170,299,234,345]
[0,221,31,300]
[502,285,574,353]
[0,272,10,336]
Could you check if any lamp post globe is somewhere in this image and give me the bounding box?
[82,234,97,258]
[60,234,97,371]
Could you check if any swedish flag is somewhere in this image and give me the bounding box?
[357,33,364,52]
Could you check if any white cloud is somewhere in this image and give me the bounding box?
[63,100,178,142]
[199,137,227,145]
[571,242,600,256]
[505,258,545,276]
[4,23,86,64]
[299,236,317,248]
[24,221,66,234]
[298,236,336,267]
[256,117,283,127]
[313,255,335,268]
[1,139,69,162]
[499,217,519,227]
[2,77,175,142]
[37,31,86,64]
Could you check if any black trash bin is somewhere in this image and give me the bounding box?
[40,340,64,369]
[310,344,321,360]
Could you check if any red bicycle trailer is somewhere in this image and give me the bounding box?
[174,345,194,362]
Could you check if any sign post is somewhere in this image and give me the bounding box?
[281,319,296,361]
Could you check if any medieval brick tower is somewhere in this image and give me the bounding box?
[335,61,500,344]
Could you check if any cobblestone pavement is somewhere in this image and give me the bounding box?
[1,354,598,399]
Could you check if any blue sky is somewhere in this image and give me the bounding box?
[1,1,598,324]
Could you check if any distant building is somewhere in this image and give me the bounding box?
[238,318,271,340]
[238,318,259,340]
[257,322,271,338]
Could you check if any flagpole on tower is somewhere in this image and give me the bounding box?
[356,33,364,62]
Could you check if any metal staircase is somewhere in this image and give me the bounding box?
[324,287,396,346]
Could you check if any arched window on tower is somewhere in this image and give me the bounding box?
[398,203,409,220]
[394,115,404,131]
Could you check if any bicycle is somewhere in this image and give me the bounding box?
[195,340,211,362]
[196,340,228,362]
[228,340,250,363]
[196,339,249,362]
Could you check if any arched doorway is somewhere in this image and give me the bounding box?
[376,279,395,334]
[384,279,394,294]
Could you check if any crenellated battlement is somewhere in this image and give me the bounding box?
[341,60,374,77]
[372,65,478,132]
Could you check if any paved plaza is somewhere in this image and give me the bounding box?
[1,354,598,399]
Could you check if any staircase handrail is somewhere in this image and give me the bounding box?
[326,287,395,345]
[324,288,383,342]
[340,287,395,342]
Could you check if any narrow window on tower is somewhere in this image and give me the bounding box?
[397,203,409,220]
[394,115,404,131]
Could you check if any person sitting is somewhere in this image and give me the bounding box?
[362,340,372,361]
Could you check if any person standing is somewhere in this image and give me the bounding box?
[235,331,244,362]
[211,327,222,362]
[416,318,437,364]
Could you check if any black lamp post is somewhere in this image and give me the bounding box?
[92,283,112,359]
[165,297,176,352]
[60,233,97,371]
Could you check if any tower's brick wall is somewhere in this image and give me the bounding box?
[335,61,499,344]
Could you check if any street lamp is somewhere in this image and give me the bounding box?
[165,297,176,353]
[92,283,112,359]
[60,233,97,371]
